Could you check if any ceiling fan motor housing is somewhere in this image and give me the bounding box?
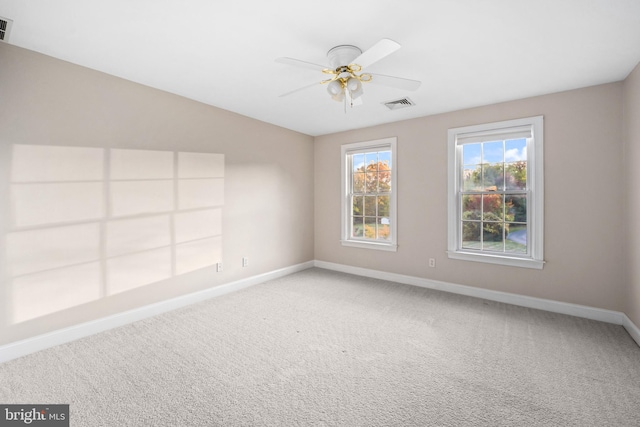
[327,45,362,69]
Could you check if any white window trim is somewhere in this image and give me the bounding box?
[341,137,398,251]
[447,116,544,269]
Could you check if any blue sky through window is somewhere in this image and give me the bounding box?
[378,151,391,166]
[353,153,364,171]
[353,151,391,171]
[505,139,527,162]
[463,138,526,169]
[483,141,504,163]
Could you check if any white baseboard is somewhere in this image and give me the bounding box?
[623,313,640,345]
[314,260,640,347]
[0,261,315,364]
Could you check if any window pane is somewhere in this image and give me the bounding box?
[483,141,504,163]
[505,162,527,190]
[378,217,391,241]
[364,195,377,216]
[378,151,391,168]
[352,153,365,172]
[506,224,527,253]
[379,168,391,192]
[378,195,390,217]
[483,224,504,251]
[506,195,526,223]
[364,217,377,238]
[353,172,365,193]
[463,143,481,165]
[463,165,481,191]
[365,153,378,170]
[483,194,504,221]
[352,196,363,216]
[352,217,363,237]
[365,172,378,193]
[462,194,481,220]
[483,163,504,190]
[505,139,526,161]
[462,221,481,249]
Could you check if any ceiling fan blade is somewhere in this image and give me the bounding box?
[278,81,320,97]
[368,73,421,91]
[275,57,327,71]
[352,38,401,68]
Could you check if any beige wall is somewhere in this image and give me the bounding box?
[1,41,636,348]
[0,44,315,345]
[315,83,626,312]
[624,62,640,327]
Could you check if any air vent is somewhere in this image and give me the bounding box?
[383,97,415,110]
[0,17,13,42]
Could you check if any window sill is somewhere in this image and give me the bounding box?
[447,250,544,269]
[341,240,398,252]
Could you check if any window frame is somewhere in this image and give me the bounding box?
[447,116,544,269]
[341,137,398,251]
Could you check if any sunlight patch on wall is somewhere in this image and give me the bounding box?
[6,145,224,323]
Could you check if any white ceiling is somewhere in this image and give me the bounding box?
[1,0,640,136]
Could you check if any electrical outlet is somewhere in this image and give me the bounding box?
[242,257,249,267]
[429,258,436,268]
[216,262,223,272]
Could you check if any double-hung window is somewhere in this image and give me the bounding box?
[447,116,544,269]
[341,137,397,251]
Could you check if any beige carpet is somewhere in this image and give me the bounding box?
[1,268,639,426]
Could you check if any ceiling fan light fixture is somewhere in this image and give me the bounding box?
[346,77,360,91]
[347,78,363,99]
[327,80,345,101]
[331,92,345,102]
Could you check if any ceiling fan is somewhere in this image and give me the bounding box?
[276,39,421,107]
